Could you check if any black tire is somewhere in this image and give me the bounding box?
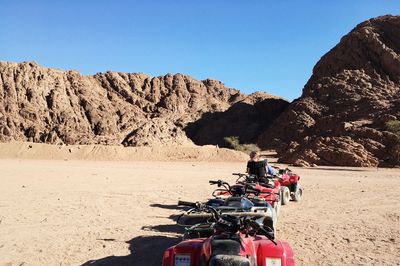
[281,186,290,205]
[263,216,274,232]
[292,183,303,202]
[263,208,276,236]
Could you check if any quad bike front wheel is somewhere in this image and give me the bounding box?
[263,207,277,237]
[274,195,281,217]
[281,186,291,205]
[291,184,303,202]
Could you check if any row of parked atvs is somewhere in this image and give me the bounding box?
[162,167,303,266]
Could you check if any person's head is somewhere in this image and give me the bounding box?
[249,151,259,161]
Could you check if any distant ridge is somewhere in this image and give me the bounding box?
[0,61,287,147]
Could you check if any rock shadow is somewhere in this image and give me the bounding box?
[184,99,289,147]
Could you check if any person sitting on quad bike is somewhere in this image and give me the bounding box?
[247,151,277,186]
[246,151,267,178]
[246,151,266,180]
[246,151,276,179]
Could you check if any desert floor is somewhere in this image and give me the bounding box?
[0,158,399,266]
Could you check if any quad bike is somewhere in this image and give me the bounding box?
[231,173,282,217]
[181,180,277,234]
[163,202,295,266]
[273,168,303,205]
[258,155,303,206]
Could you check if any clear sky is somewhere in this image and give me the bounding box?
[0,1,399,101]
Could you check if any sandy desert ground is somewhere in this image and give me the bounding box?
[0,146,399,266]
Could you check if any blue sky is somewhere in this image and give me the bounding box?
[0,1,399,100]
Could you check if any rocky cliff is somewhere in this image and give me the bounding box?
[0,61,287,147]
[258,15,400,167]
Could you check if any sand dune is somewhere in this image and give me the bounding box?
[0,147,399,265]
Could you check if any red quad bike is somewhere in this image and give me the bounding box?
[274,168,303,206]
[231,173,282,218]
[163,202,295,266]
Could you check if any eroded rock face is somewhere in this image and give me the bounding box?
[0,61,284,147]
[258,15,400,167]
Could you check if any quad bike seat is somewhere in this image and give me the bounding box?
[224,197,253,210]
[251,197,267,207]
[185,223,214,239]
[211,238,241,255]
[210,236,249,265]
[279,169,290,175]
[209,255,251,266]
[207,198,225,207]
[259,182,275,189]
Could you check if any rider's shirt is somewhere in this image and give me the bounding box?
[247,160,266,178]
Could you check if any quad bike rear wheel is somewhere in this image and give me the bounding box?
[281,186,290,205]
[291,184,303,202]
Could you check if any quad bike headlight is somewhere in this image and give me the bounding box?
[266,257,282,266]
[174,254,191,266]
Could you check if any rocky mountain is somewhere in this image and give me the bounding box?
[0,61,287,147]
[258,15,400,167]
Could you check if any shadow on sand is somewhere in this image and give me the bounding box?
[303,167,377,172]
[81,235,180,266]
[142,223,185,234]
[81,203,186,266]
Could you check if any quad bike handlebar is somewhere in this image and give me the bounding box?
[233,173,257,183]
[178,200,199,207]
[244,219,276,245]
[182,211,272,219]
[212,188,230,198]
[232,172,246,177]
[232,173,279,193]
[244,184,261,195]
[177,202,276,243]
[210,179,263,198]
[178,201,273,220]
[177,201,220,226]
[209,180,234,197]
[209,180,231,189]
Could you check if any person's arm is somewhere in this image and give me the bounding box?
[246,161,250,173]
